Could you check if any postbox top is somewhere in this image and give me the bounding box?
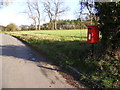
[88,25,98,29]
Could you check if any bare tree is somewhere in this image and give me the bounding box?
[26,1,37,30]
[31,1,41,30]
[78,0,98,25]
[43,0,68,30]
[25,0,41,30]
[43,0,54,29]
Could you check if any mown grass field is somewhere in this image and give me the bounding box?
[4,29,119,88]
[8,29,87,39]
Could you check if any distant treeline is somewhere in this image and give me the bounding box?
[41,19,89,30]
[0,19,92,31]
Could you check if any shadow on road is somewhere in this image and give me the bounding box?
[37,65,66,73]
[1,45,38,61]
[0,45,65,73]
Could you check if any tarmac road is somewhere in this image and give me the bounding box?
[0,33,74,88]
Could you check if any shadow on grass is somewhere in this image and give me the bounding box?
[24,38,99,75]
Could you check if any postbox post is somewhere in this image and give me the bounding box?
[91,43,94,57]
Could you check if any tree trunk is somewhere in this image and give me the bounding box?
[37,6,41,30]
[52,21,54,30]
[54,20,57,30]
[38,18,40,30]
[33,19,37,30]
[35,24,37,30]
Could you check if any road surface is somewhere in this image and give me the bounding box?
[0,33,74,88]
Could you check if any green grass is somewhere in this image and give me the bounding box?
[15,29,87,37]
[4,29,119,88]
[8,29,88,41]
[8,30,87,42]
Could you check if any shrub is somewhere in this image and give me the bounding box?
[5,23,18,31]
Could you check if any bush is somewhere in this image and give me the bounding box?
[5,23,18,31]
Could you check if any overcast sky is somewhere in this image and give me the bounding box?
[0,0,80,26]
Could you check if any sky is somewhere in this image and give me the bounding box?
[0,0,80,26]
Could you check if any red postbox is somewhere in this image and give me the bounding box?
[87,25,99,43]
